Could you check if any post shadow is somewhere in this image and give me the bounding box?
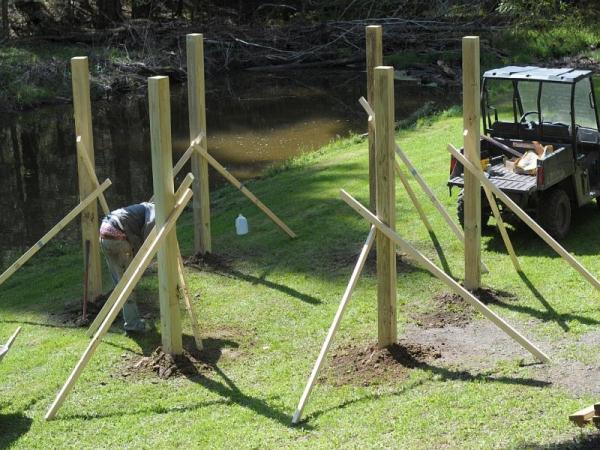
[301,343,550,425]
[428,230,453,277]
[0,412,33,447]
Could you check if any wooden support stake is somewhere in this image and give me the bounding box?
[149,75,183,355]
[340,189,550,363]
[196,146,297,239]
[176,242,203,351]
[45,189,193,421]
[482,186,521,273]
[187,33,212,255]
[462,36,482,290]
[0,326,22,361]
[71,56,103,301]
[394,144,489,274]
[88,174,194,335]
[394,161,434,234]
[366,25,382,212]
[449,144,600,291]
[374,66,396,348]
[292,226,375,424]
[0,180,112,287]
[76,136,110,215]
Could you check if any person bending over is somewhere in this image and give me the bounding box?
[99,202,155,333]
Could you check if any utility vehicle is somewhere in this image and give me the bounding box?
[448,66,600,238]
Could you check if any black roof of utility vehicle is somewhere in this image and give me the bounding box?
[482,66,592,83]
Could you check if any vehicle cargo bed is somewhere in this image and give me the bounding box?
[448,163,537,194]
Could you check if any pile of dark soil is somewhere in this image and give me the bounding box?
[121,346,213,379]
[185,252,232,272]
[323,341,441,387]
[472,287,517,305]
[412,287,518,329]
[412,292,475,329]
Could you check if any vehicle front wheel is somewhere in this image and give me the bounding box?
[537,189,571,239]
[457,189,490,229]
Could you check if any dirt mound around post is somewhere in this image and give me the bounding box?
[323,341,441,387]
[123,346,213,379]
[412,288,518,329]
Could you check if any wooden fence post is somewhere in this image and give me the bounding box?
[71,57,103,302]
[149,76,183,355]
[366,25,383,213]
[186,33,212,255]
[462,36,482,290]
[374,66,397,347]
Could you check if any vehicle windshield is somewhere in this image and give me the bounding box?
[484,77,599,132]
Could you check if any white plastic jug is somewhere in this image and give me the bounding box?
[235,214,249,235]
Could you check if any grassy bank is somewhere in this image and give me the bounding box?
[2,112,600,447]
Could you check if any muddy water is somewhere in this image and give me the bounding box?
[0,70,456,267]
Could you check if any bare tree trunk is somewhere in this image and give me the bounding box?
[1,0,8,39]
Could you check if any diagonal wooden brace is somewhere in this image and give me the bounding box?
[292,225,375,424]
[0,179,112,288]
[193,142,297,239]
[87,173,194,336]
[45,187,194,421]
[340,188,550,363]
[76,136,110,215]
[449,143,600,291]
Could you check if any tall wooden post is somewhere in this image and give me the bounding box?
[366,25,382,213]
[149,76,183,355]
[374,66,397,347]
[71,57,103,302]
[186,33,212,255]
[462,36,482,290]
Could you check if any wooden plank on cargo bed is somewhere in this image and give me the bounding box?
[569,405,595,426]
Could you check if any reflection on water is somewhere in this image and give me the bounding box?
[0,70,456,267]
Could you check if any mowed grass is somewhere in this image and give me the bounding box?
[2,112,600,448]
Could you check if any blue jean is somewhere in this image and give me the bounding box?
[99,238,145,332]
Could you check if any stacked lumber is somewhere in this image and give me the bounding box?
[569,404,600,426]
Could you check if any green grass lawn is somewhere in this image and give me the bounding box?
[2,112,600,448]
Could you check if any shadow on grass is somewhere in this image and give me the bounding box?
[484,204,600,257]
[479,273,600,330]
[206,266,322,305]
[428,230,453,277]
[517,432,600,449]
[301,344,550,425]
[99,332,300,428]
[0,412,33,447]
[518,271,570,332]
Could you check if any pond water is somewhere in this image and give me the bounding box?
[0,70,457,267]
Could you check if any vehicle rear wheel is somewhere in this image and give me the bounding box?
[537,189,571,239]
[457,189,490,229]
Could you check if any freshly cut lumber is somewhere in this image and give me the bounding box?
[482,186,521,273]
[569,405,595,426]
[76,137,110,215]
[45,188,193,421]
[88,173,194,336]
[481,134,522,158]
[340,188,550,363]
[448,144,600,291]
[394,143,489,275]
[187,33,212,255]
[195,145,297,239]
[0,326,22,362]
[292,226,375,425]
[148,134,203,203]
[0,179,112,288]
[176,244,203,351]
